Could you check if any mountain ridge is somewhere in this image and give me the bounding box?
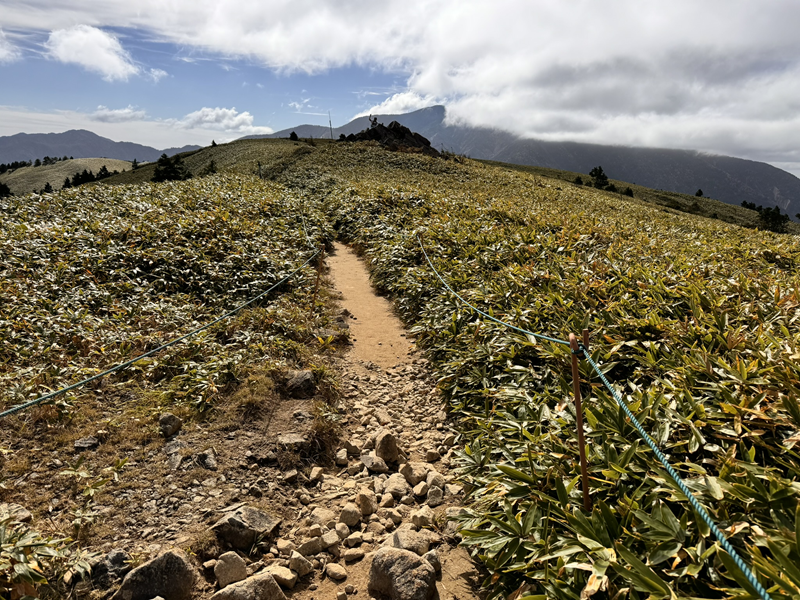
[248,106,800,219]
[0,129,201,164]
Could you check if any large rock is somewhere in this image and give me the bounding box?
[356,489,378,516]
[265,566,297,590]
[210,571,286,600]
[374,431,399,463]
[369,548,437,600]
[215,552,247,589]
[285,370,315,398]
[385,528,430,556]
[110,549,195,600]
[92,549,132,589]
[361,454,389,473]
[159,413,183,438]
[212,506,281,550]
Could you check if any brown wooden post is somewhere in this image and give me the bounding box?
[309,244,325,319]
[570,332,591,511]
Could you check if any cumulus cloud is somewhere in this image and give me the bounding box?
[354,92,439,119]
[173,107,272,135]
[44,25,139,81]
[0,29,21,63]
[91,105,147,122]
[148,68,168,82]
[5,1,800,168]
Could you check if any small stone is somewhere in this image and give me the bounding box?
[412,482,429,497]
[310,507,336,527]
[297,537,324,556]
[427,486,444,507]
[426,471,445,489]
[197,449,217,470]
[422,550,441,573]
[336,448,349,466]
[345,439,362,455]
[399,462,430,486]
[310,466,324,482]
[386,529,430,556]
[425,450,440,463]
[379,493,395,508]
[345,532,363,548]
[442,433,456,447]
[375,410,392,425]
[338,592,348,600]
[285,370,315,398]
[411,506,434,529]
[322,530,341,549]
[345,584,355,594]
[335,523,350,539]
[340,503,361,527]
[374,430,399,463]
[289,551,313,577]
[74,436,99,450]
[356,490,378,516]
[0,503,32,523]
[344,548,365,562]
[159,413,183,438]
[276,539,295,556]
[266,565,297,590]
[384,473,411,498]
[215,551,247,588]
[210,571,286,600]
[283,469,298,483]
[211,506,282,550]
[326,563,348,580]
[360,454,389,473]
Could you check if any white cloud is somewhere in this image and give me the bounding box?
[4,1,800,171]
[0,29,21,63]
[148,68,168,82]
[44,25,139,81]
[173,107,272,135]
[91,105,147,123]
[354,92,440,119]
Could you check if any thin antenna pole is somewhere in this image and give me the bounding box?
[328,111,334,140]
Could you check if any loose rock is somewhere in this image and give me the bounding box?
[211,506,281,550]
[215,551,247,589]
[369,547,436,600]
[210,571,286,600]
[326,563,348,580]
[110,549,195,600]
[159,413,183,438]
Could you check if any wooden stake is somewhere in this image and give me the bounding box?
[570,332,591,512]
[309,244,325,319]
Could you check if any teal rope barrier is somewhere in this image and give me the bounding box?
[581,349,772,600]
[417,235,571,347]
[0,248,321,419]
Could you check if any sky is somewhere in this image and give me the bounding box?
[1,1,799,176]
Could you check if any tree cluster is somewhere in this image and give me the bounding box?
[151,153,192,183]
[62,165,118,189]
[741,201,791,232]
[575,167,633,197]
[0,181,11,198]
[1,156,73,174]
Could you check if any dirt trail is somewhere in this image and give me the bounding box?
[327,242,414,368]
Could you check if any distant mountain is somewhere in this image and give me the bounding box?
[0,130,201,164]
[251,106,800,220]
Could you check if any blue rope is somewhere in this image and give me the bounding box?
[581,349,772,600]
[0,248,321,419]
[417,235,571,347]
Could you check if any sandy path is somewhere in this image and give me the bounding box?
[327,242,414,367]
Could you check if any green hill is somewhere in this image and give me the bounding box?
[0,158,132,195]
[1,139,798,600]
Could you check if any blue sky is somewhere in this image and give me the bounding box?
[1,1,799,176]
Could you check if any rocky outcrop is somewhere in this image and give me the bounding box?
[340,121,440,157]
[110,549,196,600]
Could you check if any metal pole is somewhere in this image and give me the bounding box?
[570,332,591,511]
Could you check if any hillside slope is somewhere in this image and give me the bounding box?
[255,106,800,219]
[0,158,131,194]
